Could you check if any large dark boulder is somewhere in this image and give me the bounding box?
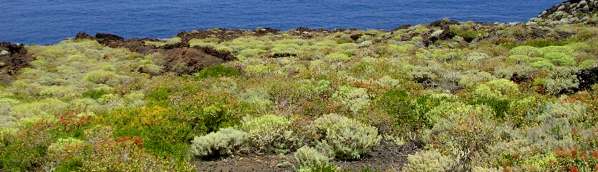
[577,67,598,90]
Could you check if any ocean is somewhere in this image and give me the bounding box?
[0,0,561,44]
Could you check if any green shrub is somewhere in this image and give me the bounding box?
[539,46,573,55]
[81,131,193,171]
[374,89,422,131]
[0,117,57,171]
[294,146,336,172]
[508,96,543,127]
[312,114,381,160]
[510,46,543,57]
[531,60,555,69]
[241,115,299,153]
[506,55,532,64]
[173,90,242,133]
[190,128,248,159]
[324,52,351,62]
[47,138,89,170]
[578,59,597,68]
[543,52,575,66]
[98,106,194,160]
[194,64,241,79]
[237,48,267,60]
[472,79,519,117]
[401,149,454,172]
[84,70,118,85]
[423,102,499,168]
[332,86,371,114]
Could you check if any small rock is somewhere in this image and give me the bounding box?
[582,5,590,12]
[0,62,5,67]
[558,5,566,11]
[431,30,444,38]
[276,161,293,168]
[0,50,8,56]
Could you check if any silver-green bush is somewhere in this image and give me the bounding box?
[241,115,300,153]
[401,149,454,172]
[190,128,248,159]
[294,146,335,172]
[312,114,381,160]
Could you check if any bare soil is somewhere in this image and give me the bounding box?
[194,141,423,172]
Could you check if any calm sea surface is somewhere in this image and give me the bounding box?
[1,0,561,44]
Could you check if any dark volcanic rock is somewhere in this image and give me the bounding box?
[177,29,246,43]
[75,32,94,40]
[577,67,598,90]
[72,32,237,75]
[95,33,124,43]
[161,47,229,75]
[0,42,34,83]
[429,18,460,27]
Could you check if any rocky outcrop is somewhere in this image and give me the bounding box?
[0,42,33,83]
[530,0,598,25]
[74,32,237,75]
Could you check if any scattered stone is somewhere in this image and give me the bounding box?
[531,0,597,25]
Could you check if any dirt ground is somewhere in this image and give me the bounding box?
[195,141,423,172]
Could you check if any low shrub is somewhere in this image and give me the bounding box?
[423,102,499,169]
[0,117,57,171]
[531,59,555,69]
[543,52,575,66]
[194,64,241,79]
[294,146,336,172]
[543,67,579,95]
[332,85,371,114]
[47,138,89,170]
[510,46,543,57]
[241,115,300,153]
[312,114,381,160]
[324,52,351,62]
[472,79,519,117]
[508,96,543,127]
[374,89,421,131]
[401,149,454,172]
[81,133,193,171]
[190,128,248,159]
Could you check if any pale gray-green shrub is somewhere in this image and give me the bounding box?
[294,146,335,172]
[332,86,371,114]
[459,71,495,89]
[238,88,273,113]
[312,114,381,160]
[401,149,454,172]
[10,98,68,119]
[543,67,579,95]
[241,115,300,153]
[190,128,249,159]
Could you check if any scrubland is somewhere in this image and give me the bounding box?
[1,21,598,171]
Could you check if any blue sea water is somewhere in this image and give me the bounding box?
[1,0,561,44]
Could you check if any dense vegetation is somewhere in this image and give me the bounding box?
[1,17,598,171]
